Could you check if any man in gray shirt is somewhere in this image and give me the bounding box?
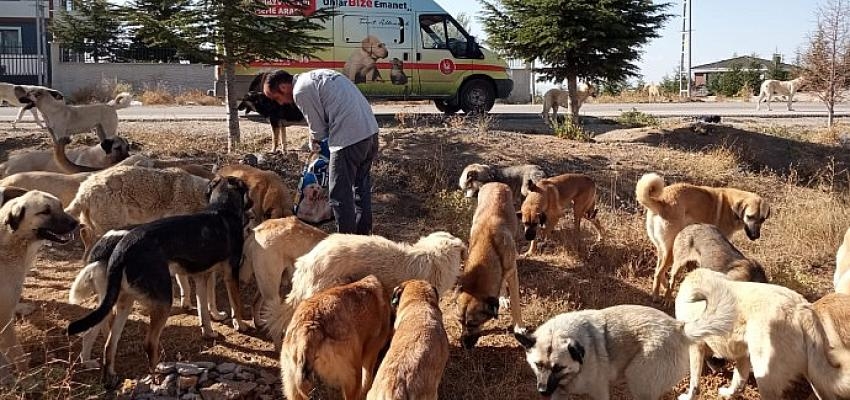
[264,69,379,234]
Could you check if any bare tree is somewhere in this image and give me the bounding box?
[801,0,850,127]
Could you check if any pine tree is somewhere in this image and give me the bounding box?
[125,0,331,151]
[480,0,671,121]
[51,0,127,63]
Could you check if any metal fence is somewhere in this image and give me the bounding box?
[59,46,203,64]
[0,46,47,85]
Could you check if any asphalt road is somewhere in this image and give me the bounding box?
[1,101,849,122]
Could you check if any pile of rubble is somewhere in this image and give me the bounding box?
[115,361,280,400]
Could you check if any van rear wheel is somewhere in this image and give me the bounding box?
[434,99,461,115]
[459,79,496,114]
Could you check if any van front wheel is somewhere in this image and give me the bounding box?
[459,79,496,114]
[434,100,461,115]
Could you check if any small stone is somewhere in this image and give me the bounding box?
[154,373,178,396]
[199,380,258,400]
[257,370,278,386]
[216,363,236,374]
[259,395,273,400]
[178,365,202,376]
[182,394,201,400]
[134,381,152,395]
[178,375,198,391]
[219,373,234,381]
[235,372,254,381]
[255,384,270,394]
[207,371,219,380]
[198,371,209,385]
[194,361,216,370]
[156,362,177,374]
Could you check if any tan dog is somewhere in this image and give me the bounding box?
[281,275,392,400]
[676,269,850,400]
[539,84,596,122]
[0,171,90,207]
[813,293,850,351]
[241,216,328,330]
[666,223,768,303]
[217,164,293,223]
[756,77,805,111]
[835,227,850,294]
[0,191,78,375]
[0,186,30,207]
[636,172,770,301]
[519,173,605,255]
[457,182,524,349]
[367,280,449,400]
[0,137,130,176]
[343,35,389,83]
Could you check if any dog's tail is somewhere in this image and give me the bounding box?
[69,261,103,305]
[280,322,318,400]
[635,173,668,216]
[67,255,125,336]
[675,269,737,341]
[263,297,296,346]
[107,92,133,109]
[53,140,101,174]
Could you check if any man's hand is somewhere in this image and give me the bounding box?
[310,139,322,153]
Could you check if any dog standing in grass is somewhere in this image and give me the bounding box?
[367,280,449,400]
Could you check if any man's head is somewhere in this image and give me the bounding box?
[263,70,295,105]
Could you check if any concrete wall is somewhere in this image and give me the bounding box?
[505,67,531,104]
[51,61,216,96]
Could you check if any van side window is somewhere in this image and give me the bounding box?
[419,14,475,58]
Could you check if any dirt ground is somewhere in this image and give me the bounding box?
[1,113,846,399]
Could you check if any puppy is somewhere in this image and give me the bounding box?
[676,269,850,400]
[66,176,252,383]
[0,191,78,374]
[459,163,546,202]
[281,275,392,400]
[0,171,90,207]
[636,172,770,301]
[666,223,768,302]
[835,227,850,294]
[241,216,328,330]
[237,91,305,152]
[216,164,293,223]
[15,86,131,147]
[0,137,130,176]
[515,278,735,400]
[457,182,524,348]
[389,58,408,85]
[265,231,466,344]
[0,83,63,128]
[520,173,605,255]
[295,182,332,223]
[367,280,449,400]
[343,35,389,83]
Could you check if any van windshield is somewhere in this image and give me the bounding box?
[419,14,476,58]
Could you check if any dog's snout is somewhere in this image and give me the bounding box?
[461,334,480,349]
[524,226,537,241]
[537,382,556,397]
[745,225,760,241]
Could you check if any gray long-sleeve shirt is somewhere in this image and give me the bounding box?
[292,69,379,152]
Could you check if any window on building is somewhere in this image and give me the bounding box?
[0,28,22,54]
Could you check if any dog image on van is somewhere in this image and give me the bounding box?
[343,35,389,83]
[515,275,735,400]
[280,274,392,400]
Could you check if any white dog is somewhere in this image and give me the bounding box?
[756,77,804,111]
[265,231,467,343]
[0,83,63,128]
[540,83,596,122]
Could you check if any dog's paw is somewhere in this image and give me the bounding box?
[717,386,737,399]
[513,325,528,336]
[499,296,511,311]
[232,319,248,332]
[677,393,698,400]
[201,329,219,339]
[210,310,228,321]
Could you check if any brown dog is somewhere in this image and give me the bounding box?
[636,172,770,301]
[667,223,767,303]
[457,182,525,348]
[367,280,448,400]
[280,274,392,400]
[217,164,293,223]
[519,173,605,255]
[813,293,850,352]
[242,216,328,331]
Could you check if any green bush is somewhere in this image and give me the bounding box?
[706,61,763,97]
[617,108,660,128]
[552,117,592,141]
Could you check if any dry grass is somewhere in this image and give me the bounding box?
[68,78,134,104]
[175,89,222,106]
[0,117,842,399]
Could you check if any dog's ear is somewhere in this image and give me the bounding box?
[4,203,25,231]
[467,170,477,182]
[99,139,114,154]
[390,284,405,309]
[514,330,536,349]
[484,296,499,318]
[732,200,746,220]
[527,179,539,192]
[567,339,585,364]
[516,211,523,222]
[538,213,547,228]
[48,89,64,100]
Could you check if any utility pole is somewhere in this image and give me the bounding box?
[679,0,692,98]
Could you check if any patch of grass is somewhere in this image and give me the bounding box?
[552,117,592,141]
[616,108,660,128]
[140,82,175,105]
[425,189,475,242]
[68,78,133,104]
[174,89,221,106]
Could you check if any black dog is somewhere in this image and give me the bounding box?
[237,91,304,152]
[67,176,253,383]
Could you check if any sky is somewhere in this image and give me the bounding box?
[435,0,820,85]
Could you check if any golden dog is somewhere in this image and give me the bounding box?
[457,182,525,348]
[242,216,328,331]
[835,227,850,294]
[0,191,77,375]
[636,172,770,301]
[217,164,293,223]
[0,137,130,176]
[343,35,389,83]
[367,280,448,400]
[0,171,89,207]
[813,293,850,351]
[280,275,392,400]
[519,173,605,255]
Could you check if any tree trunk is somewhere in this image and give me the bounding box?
[566,74,580,122]
[828,100,835,127]
[223,61,240,153]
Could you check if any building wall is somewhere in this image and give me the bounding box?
[505,66,530,104]
[0,18,38,53]
[51,61,216,96]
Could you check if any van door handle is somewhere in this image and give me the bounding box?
[403,52,408,61]
[416,52,421,61]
